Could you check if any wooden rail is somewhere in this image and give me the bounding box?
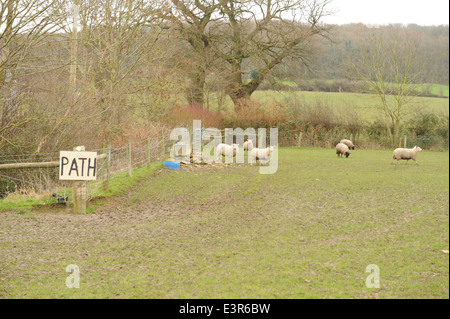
[0,153,106,170]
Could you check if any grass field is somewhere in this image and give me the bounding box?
[208,90,449,122]
[254,91,449,121]
[0,148,448,298]
[277,81,450,98]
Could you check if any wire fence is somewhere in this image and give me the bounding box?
[0,128,264,199]
[1,128,448,200]
[0,135,175,200]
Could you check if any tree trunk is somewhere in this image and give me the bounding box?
[393,119,401,148]
[228,88,252,113]
[228,75,261,112]
[186,71,206,107]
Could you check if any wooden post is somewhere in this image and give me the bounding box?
[146,138,151,168]
[127,141,132,177]
[160,135,165,161]
[350,133,354,143]
[297,132,303,148]
[73,181,87,214]
[404,135,407,148]
[103,144,111,192]
[72,146,86,214]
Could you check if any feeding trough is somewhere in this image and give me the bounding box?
[163,160,180,170]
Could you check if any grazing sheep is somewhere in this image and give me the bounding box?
[249,146,274,163]
[336,143,351,158]
[243,140,254,151]
[340,139,355,150]
[391,146,422,165]
[217,143,239,159]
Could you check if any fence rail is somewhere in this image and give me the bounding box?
[0,135,174,201]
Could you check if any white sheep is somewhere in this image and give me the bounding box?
[336,143,351,158]
[249,146,274,163]
[243,140,254,151]
[217,143,239,159]
[340,139,355,150]
[391,146,422,165]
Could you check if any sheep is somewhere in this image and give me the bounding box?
[243,140,254,151]
[249,146,274,163]
[391,146,422,165]
[336,143,351,158]
[340,139,355,150]
[217,143,239,159]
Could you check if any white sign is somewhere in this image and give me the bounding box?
[59,151,98,180]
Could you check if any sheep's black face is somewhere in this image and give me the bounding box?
[351,147,355,150]
[345,152,350,158]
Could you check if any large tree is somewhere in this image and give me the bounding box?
[168,0,221,107]
[169,0,331,109]
[215,0,331,109]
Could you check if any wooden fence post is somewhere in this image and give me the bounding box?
[73,181,87,214]
[297,132,303,148]
[127,141,132,177]
[103,144,111,192]
[146,138,151,168]
[72,146,86,214]
[404,135,407,148]
[160,135,165,161]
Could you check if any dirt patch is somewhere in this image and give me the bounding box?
[32,203,71,214]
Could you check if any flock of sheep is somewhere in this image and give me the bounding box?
[213,138,422,165]
[216,140,274,163]
[336,139,423,165]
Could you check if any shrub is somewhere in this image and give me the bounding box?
[164,104,224,129]
[407,112,439,136]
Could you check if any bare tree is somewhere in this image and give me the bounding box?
[169,0,331,110]
[353,26,424,147]
[0,0,64,150]
[168,0,222,107]
[219,0,331,109]
[30,0,173,149]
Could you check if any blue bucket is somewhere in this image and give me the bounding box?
[163,160,180,170]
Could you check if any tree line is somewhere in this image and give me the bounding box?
[308,23,449,86]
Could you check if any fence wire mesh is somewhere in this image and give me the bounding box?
[0,136,173,200]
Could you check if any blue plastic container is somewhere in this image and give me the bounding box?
[163,160,180,170]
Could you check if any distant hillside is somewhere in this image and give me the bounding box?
[279,24,449,86]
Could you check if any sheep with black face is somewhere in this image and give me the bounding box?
[340,139,355,150]
[336,143,351,158]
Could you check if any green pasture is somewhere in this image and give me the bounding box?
[255,91,449,121]
[204,89,449,122]
[0,148,448,298]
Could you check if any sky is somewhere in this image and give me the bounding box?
[321,0,449,26]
